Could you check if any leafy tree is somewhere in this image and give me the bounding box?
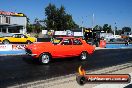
[93,25,103,31]
[26,18,34,33]
[27,24,33,33]
[25,15,29,24]
[34,18,39,23]
[102,24,113,33]
[115,30,122,35]
[27,18,42,33]
[33,18,43,33]
[44,3,79,31]
[122,27,131,33]
[45,4,57,30]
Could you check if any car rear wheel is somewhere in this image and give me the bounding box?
[2,40,10,44]
[39,53,51,64]
[80,51,88,60]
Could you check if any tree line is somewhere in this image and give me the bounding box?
[93,24,131,35]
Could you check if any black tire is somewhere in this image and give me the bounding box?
[80,51,88,60]
[26,40,32,44]
[2,39,10,44]
[76,76,86,85]
[39,53,51,64]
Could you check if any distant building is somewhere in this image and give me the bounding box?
[0,10,27,34]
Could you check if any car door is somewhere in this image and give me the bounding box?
[13,34,23,43]
[71,38,83,56]
[20,34,28,42]
[13,34,27,43]
[10,34,20,42]
[52,38,73,57]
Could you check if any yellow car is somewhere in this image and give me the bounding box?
[0,33,36,44]
[0,37,3,43]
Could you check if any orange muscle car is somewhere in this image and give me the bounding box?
[25,37,95,64]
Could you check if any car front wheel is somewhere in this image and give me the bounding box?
[80,51,88,60]
[2,40,10,44]
[39,53,51,64]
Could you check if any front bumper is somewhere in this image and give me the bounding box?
[27,53,37,56]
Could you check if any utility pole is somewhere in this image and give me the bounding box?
[114,22,117,35]
[92,13,94,30]
[81,17,84,38]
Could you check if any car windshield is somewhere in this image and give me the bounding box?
[51,38,63,45]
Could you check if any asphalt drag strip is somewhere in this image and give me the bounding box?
[0,49,132,87]
[10,61,132,88]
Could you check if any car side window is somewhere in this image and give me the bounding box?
[24,35,28,38]
[73,39,82,45]
[17,35,21,38]
[14,35,19,38]
[61,39,72,45]
[12,35,16,38]
[21,35,27,38]
[21,35,24,38]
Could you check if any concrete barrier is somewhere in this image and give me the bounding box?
[0,44,26,55]
[0,50,26,56]
[0,44,27,51]
[0,45,12,51]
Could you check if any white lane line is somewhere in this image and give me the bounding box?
[93,72,132,88]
